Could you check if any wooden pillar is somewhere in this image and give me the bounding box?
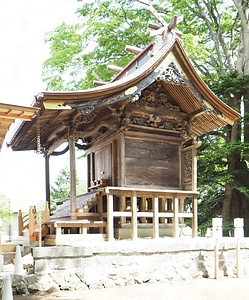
[0,220,2,255]
[173,197,179,238]
[44,150,51,210]
[18,210,23,236]
[44,202,50,223]
[97,196,103,233]
[29,206,35,239]
[119,195,126,224]
[97,196,103,216]
[140,197,146,223]
[107,194,114,241]
[69,134,77,220]
[179,198,184,224]
[153,196,159,239]
[131,192,138,240]
[159,198,166,223]
[192,196,198,237]
[119,134,125,186]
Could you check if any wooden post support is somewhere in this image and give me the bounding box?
[153,196,159,239]
[29,206,35,239]
[131,192,138,240]
[140,197,146,223]
[107,194,114,241]
[179,198,184,224]
[214,239,219,279]
[97,196,104,233]
[173,197,179,237]
[38,212,42,247]
[18,210,23,236]
[119,134,125,186]
[159,198,166,223]
[119,195,126,224]
[0,220,2,256]
[192,196,198,237]
[69,134,77,220]
[236,239,240,278]
[44,202,50,223]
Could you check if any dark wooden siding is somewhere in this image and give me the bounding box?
[94,143,112,183]
[125,139,179,188]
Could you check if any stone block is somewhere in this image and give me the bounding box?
[75,281,89,290]
[24,274,40,286]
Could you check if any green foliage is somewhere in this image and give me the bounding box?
[211,71,249,98]
[50,168,86,211]
[43,0,154,90]
[0,194,11,222]
[43,23,85,91]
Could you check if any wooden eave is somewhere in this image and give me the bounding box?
[40,38,240,124]
[0,103,39,150]
[39,37,177,107]
[170,42,241,123]
[9,34,240,152]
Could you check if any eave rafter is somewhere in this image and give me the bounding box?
[0,103,39,151]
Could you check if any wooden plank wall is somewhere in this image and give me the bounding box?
[125,138,180,188]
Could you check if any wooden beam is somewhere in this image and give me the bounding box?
[107,65,123,73]
[173,197,179,237]
[140,197,146,223]
[93,80,108,86]
[125,45,143,54]
[69,134,77,220]
[147,21,162,30]
[119,195,126,224]
[0,118,14,124]
[192,196,198,237]
[107,194,114,241]
[119,134,125,186]
[131,192,138,240]
[153,196,159,239]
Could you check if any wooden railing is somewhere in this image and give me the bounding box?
[101,187,199,241]
[18,202,50,243]
[73,186,199,241]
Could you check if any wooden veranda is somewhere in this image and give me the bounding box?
[40,187,199,244]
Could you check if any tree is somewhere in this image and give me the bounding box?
[43,0,249,234]
[168,0,249,234]
[0,194,12,222]
[50,167,86,211]
[43,0,153,90]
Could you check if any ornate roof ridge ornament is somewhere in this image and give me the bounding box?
[156,62,186,85]
[146,4,183,55]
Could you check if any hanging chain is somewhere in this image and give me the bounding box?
[36,111,42,154]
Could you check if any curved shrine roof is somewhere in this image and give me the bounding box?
[9,24,240,153]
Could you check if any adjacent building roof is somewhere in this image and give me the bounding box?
[0,103,39,151]
[9,15,240,153]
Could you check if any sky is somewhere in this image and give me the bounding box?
[0,0,86,211]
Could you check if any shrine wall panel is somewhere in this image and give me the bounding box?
[94,143,112,183]
[124,138,180,188]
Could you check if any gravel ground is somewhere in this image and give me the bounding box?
[13,277,249,300]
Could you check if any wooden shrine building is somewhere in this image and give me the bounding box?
[9,9,240,244]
